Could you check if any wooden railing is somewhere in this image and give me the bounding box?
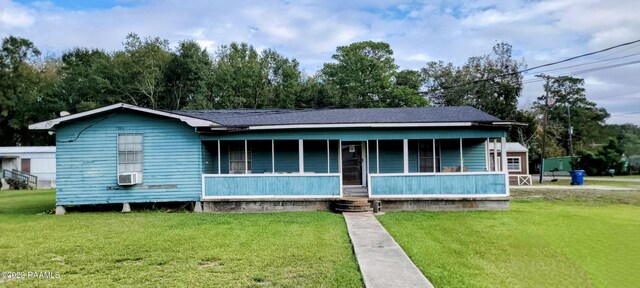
[2,169,38,189]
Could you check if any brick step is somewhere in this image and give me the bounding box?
[333,198,372,212]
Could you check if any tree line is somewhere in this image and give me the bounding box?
[1,33,638,173]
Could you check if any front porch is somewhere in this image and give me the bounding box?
[199,132,510,209]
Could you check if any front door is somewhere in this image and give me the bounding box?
[342,142,364,185]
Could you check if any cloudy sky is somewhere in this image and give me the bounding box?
[2,0,639,124]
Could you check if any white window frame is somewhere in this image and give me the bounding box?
[506,156,521,172]
[117,133,144,180]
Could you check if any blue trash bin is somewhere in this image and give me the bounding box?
[570,170,585,185]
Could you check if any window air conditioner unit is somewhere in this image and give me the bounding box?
[118,172,140,186]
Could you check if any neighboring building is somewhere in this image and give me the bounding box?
[30,103,517,214]
[489,142,531,185]
[543,156,577,176]
[0,146,56,188]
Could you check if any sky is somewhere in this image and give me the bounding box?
[1,0,639,125]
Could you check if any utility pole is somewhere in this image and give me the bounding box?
[567,105,574,157]
[535,74,563,183]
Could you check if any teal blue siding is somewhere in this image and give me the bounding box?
[304,140,328,173]
[378,140,403,173]
[329,140,339,173]
[201,127,506,141]
[440,139,461,170]
[251,140,273,173]
[370,174,506,195]
[56,111,202,205]
[274,140,299,172]
[408,140,419,172]
[204,175,340,196]
[463,139,487,172]
[202,141,218,174]
[368,140,377,173]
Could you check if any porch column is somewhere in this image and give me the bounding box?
[403,139,409,173]
[459,138,464,172]
[217,140,221,174]
[327,139,330,173]
[493,138,499,171]
[376,140,380,174]
[433,139,437,173]
[485,138,490,171]
[272,140,275,173]
[244,140,248,174]
[500,137,507,172]
[299,139,304,173]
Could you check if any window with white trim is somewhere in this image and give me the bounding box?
[507,157,521,171]
[117,133,143,177]
[229,143,251,174]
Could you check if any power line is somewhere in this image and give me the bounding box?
[430,39,640,92]
[532,53,640,74]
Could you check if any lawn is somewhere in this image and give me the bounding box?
[536,179,640,189]
[0,190,362,287]
[378,190,640,287]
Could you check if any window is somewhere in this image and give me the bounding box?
[507,157,521,171]
[418,140,440,172]
[118,133,143,177]
[229,143,251,174]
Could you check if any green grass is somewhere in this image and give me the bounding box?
[0,190,362,287]
[378,192,640,287]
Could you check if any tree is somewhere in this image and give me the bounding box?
[112,33,172,109]
[164,40,213,110]
[534,76,609,156]
[57,48,117,112]
[320,41,426,108]
[572,138,625,175]
[0,36,48,145]
[422,42,525,120]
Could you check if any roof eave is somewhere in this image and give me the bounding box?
[28,103,220,130]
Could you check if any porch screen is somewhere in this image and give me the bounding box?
[418,140,440,173]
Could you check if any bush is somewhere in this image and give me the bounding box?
[571,138,624,176]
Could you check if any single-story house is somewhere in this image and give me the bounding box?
[0,146,56,189]
[489,142,532,186]
[29,103,517,214]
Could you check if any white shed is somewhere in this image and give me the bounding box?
[0,146,56,188]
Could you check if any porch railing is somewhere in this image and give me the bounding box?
[202,173,341,199]
[2,169,38,190]
[368,172,508,197]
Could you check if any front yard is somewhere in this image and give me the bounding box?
[0,190,362,287]
[2,187,639,287]
[378,188,640,287]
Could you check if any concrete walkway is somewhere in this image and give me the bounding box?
[343,212,433,288]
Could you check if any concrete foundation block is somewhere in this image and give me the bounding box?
[122,203,131,213]
[55,205,66,215]
[194,201,203,213]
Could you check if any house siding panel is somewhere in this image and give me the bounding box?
[378,140,403,173]
[463,139,487,172]
[304,140,328,173]
[440,139,461,170]
[55,112,202,205]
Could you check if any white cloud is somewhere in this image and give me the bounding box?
[0,0,35,28]
[0,0,639,124]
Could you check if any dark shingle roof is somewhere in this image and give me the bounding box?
[169,106,502,127]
